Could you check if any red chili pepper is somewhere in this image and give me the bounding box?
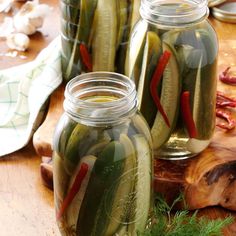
[216,108,236,130]
[150,50,171,127]
[217,91,236,102]
[216,101,236,108]
[180,91,198,138]
[219,67,236,85]
[216,91,236,108]
[56,162,89,220]
[80,44,92,71]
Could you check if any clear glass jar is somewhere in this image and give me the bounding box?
[125,0,218,160]
[53,72,153,235]
[60,0,141,82]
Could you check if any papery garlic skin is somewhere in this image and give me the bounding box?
[6,33,30,51]
[0,0,14,13]
[13,1,52,35]
[0,17,14,38]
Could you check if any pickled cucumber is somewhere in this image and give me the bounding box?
[92,0,117,71]
[128,134,152,234]
[137,31,162,127]
[76,141,126,236]
[64,124,91,174]
[151,42,180,149]
[65,155,97,232]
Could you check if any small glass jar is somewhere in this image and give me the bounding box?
[125,0,218,159]
[60,0,141,82]
[53,72,153,235]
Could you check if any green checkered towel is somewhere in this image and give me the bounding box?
[0,37,62,156]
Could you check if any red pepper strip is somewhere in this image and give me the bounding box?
[56,162,89,220]
[80,44,93,71]
[180,91,198,138]
[216,108,236,130]
[219,67,236,85]
[216,91,236,108]
[216,101,236,108]
[217,91,236,102]
[150,50,171,127]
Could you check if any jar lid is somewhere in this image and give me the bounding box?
[211,1,236,23]
[208,0,226,8]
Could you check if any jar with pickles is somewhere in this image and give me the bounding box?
[60,0,141,82]
[125,0,218,159]
[53,72,153,235]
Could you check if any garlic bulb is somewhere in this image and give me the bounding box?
[13,1,52,35]
[6,33,30,51]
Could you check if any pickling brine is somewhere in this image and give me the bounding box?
[60,0,141,82]
[125,0,218,159]
[53,72,153,235]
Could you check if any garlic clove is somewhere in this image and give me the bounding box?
[6,33,30,51]
[13,14,36,35]
[13,1,52,35]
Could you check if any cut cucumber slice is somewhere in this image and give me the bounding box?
[151,42,180,150]
[104,134,136,235]
[53,152,70,209]
[137,31,162,127]
[128,134,152,234]
[65,155,97,230]
[64,124,90,174]
[130,0,141,31]
[76,141,126,235]
[116,0,128,49]
[125,20,147,77]
[64,0,97,79]
[131,113,152,145]
[92,0,117,71]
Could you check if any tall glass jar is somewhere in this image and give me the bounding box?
[53,72,153,235]
[60,0,141,82]
[125,0,218,159]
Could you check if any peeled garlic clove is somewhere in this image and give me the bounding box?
[6,33,30,51]
[28,16,43,28]
[13,15,36,35]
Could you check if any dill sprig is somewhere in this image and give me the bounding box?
[138,194,233,236]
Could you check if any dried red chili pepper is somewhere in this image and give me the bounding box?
[57,162,89,220]
[216,91,236,108]
[150,50,171,127]
[180,91,198,138]
[219,67,236,85]
[80,44,92,71]
[217,91,236,102]
[216,108,236,130]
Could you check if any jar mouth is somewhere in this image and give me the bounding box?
[140,0,209,27]
[64,72,138,126]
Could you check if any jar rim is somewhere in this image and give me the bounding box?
[140,0,209,27]
[64,72,138,126]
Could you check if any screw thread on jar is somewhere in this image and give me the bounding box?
[140,0,209,27]
[63,72,138,126]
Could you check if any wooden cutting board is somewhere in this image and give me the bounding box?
[33,40,236,211]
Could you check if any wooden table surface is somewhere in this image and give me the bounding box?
[0,1,236,235]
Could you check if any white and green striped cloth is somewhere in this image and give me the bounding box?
[0,37,62,156]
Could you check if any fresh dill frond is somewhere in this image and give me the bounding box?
[138,194,233,236]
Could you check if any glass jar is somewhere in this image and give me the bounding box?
[53,72,153,235]
[125,0,218,159]
[60,0,141,82]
